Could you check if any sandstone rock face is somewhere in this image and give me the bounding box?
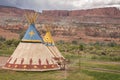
[0,5,120,17]
[42,10,69,16]
[69,7,120,17]
[0,28,19,39]
[0,5,120,43]
[42,7,120,17]
[0,5,36,16]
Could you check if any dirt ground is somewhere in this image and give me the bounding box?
[0,56,9,68]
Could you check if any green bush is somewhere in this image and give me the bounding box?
[4,39,20,47]
[72,40,78,44]
[107,42,117,47]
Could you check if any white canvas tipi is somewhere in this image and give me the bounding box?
[43,25,65,61]
[3,13,60,71]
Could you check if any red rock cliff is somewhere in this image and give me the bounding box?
[42,7,120,17]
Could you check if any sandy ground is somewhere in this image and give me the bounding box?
[0,56,9,68]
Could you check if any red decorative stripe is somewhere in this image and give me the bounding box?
[13,58,17,64]
[7,57,12,63]
[21,58,24,64]
[39,59,41,65]
[46,59,49,65]
[4,63,58,69]
[30,58,32,65]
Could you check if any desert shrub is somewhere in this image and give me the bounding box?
[12,39,20,47]
[4,39,20,47]
[0,36,6,42]
[72,40,78,44]
[79,44,84,51]
[0,43,7,49]
[5,40,13,45]
[58,40,65,44]
[107,42,117,47]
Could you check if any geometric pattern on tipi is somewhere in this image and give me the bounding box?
[3,42,60,71]
[44,30,55,45]
[44,29,65,60]
[22,24,43,43]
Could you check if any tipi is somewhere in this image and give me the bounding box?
[43,25,65,61]
[3,13,60,71]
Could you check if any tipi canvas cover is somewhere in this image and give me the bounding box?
[3,13,60,71]
[44,26,65,61]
